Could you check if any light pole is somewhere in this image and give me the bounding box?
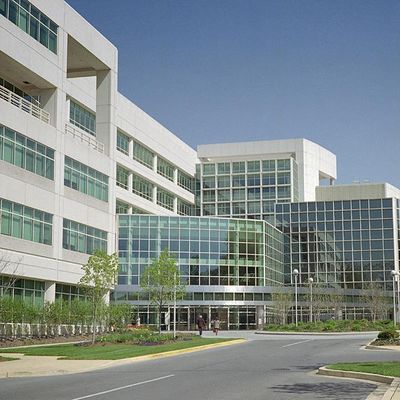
[293,269,299,326]
[391,270,397,326]
[173,269,177,339]
[308,277,314,323]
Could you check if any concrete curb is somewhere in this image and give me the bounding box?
[318,366,400,400]
[317,366,394,384]
[0,338,246,379]
[255,330,379,336]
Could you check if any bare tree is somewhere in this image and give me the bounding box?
[0,251,23,295]
[271,288,293,325]
[361,282,389,321]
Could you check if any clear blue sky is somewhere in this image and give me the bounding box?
[66,0,399,187]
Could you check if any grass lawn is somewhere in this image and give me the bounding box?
[0,337,237,360]
[328,362,400,377]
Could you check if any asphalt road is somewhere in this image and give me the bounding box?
[1,332,400,400]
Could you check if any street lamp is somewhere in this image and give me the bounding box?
[293,269,299,326]
[391,270,398,326]
[308,277,314,323]
[173,267,177,339]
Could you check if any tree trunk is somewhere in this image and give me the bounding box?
[92,303,97,345]
[158,304,162,334]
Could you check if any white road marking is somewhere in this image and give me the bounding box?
[70,374,175,400]
[281,339,313,348]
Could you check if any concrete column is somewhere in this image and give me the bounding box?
[96,69,117,156]
[173,197,178,214]
[173,168,178,185]
[128,138,134,158]
[153,154,158,173]
[128,172,133,193]
[44,282,56,303]
[256,305,265,329]
[153,185,157,204]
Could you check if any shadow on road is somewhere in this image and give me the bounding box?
[270,381,376,400]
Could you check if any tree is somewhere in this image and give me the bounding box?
[361,282,389,321]
[140,249,186,333]
[0,251,22,294]
[271,288,293,325]
[79,251,118,344]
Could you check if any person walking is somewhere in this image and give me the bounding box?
[196,314,206,336]
[212,317,220,336]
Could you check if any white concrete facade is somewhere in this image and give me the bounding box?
[0,0,197,302]
[198,138,337,203]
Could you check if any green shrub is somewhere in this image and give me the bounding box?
[377,329,399,340]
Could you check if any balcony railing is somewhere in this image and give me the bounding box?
[0,85,50,124]
[65,123,104,153]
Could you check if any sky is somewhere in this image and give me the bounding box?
[66,0,400,188]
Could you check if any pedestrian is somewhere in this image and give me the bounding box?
[196,314,206,336]
[212,317,220,336]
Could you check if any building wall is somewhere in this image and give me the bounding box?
[0,0,197,303]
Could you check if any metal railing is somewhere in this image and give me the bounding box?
[65,122,104,153]
[0,85,50,124]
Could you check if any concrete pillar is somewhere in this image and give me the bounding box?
[153,154,158,173]
[128,172,133,193]
[96,69,117,156]
[256,305,265,329]
[44,282,56,303]
[128,138,134,158]
[173,197,178,214]
[153,185,157,204]
[173,168,178,185]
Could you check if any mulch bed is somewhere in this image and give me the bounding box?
[0,335,91,348]
[371,339,400,346]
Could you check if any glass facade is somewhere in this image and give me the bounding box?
[0,276,45,305]
[0,197,52,244]
[199,157,298,221]
[62,218,107,254]
[0,125,54,179]
[55,283,88,303]
[64,156,108,202]
[117,215,284,288]
[69,100,96,136]
[275,198,398,290]
[0,0,58,53]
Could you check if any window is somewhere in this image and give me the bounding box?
[0,77,40,106]
[277,172,291,185]
[116,165,130,190]
[0,198,52,244]
[116,200,129,214]
[69,100,96,136]
[202,164,215,175]
[177,170,194,193]
[277,159,290,171]
[0,125,54,179]
[0,0,57,53]
[157,189,174,211]
[157,157,174,181]
[117,130,130,155]
[247,160,260,172]
[232,161,245,174]
[64,157,108,202]
[217,162,230,175]
[132,140,153,169]
[63,219,107,254]
[262,160,275,172]
[232,175,246,187]
[132,175,153,201]
[177,199,193,216]
[262,173,275,186]
[217,176,230,188]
